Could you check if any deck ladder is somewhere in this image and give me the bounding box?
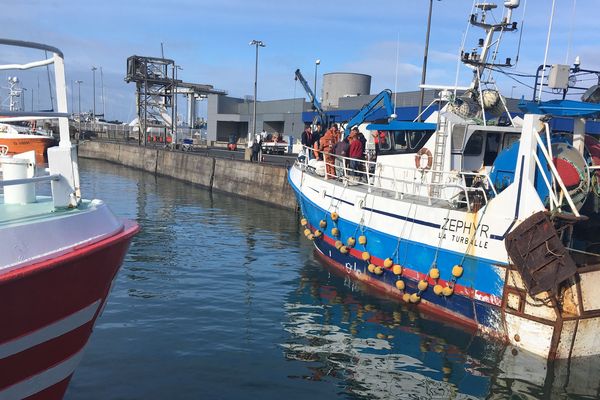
[429,115,447,197]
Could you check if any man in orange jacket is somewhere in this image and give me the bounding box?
[319,124,339,179]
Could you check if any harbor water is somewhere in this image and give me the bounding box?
[65,159,600,399]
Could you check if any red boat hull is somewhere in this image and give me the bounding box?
[0,220,139,400]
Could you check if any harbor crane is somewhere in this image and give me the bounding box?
[294,68,329,127]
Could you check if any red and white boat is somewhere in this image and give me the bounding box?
[0,39,139,399]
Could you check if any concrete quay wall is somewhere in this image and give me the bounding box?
[78,141,298,210]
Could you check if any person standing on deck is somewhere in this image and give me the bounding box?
[348,129,364,178]
[319,125,338,179]
[300,125,313,159]
[333,135,350,178]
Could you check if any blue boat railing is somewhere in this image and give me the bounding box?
[296,145,495,212]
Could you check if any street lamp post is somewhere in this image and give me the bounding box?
[100,66,105,119]
[91,66,97,121]
[314,59,320,101]
[75,80,83,139]
[417,0,438,122]
[249,40,265,147]
[75,80,83,117]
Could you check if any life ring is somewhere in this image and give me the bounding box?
[415,148,433,170]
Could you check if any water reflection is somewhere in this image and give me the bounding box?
[283,258,600,399]
[69,159,600,400]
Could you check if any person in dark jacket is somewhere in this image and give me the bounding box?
[300,125,313,158]
[332,136,350,178]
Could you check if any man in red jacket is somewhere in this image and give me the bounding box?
[348,128,364,178]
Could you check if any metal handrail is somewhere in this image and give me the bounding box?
[296,144,494,210]
[0,174,61,187]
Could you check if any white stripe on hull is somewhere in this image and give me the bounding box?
[0,347,86,400]
[0,299,101,359]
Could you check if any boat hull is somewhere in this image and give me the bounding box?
[0,220,139,400]
[289,162,600,360]
[0,136,56,164]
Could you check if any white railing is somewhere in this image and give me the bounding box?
[0,39,79,208]
[296,145,495,212]
[534,123,582,217]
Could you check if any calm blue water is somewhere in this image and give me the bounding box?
[64,159,600,400]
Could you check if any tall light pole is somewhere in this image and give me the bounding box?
[75,80,83,139]
[100,66,105,119]
[21,87,27,111]
[417,0,438,121]
[249,40,265,144]
[314,59,320,101]
[75,80,83,117]
[91,66,97,121]
[70,79,74,116]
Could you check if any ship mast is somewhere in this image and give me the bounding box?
[461,1,520,91]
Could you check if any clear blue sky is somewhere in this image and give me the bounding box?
[2,0,599,122]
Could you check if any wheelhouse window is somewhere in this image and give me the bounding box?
[464,132,484,156]
[377,130,434,154]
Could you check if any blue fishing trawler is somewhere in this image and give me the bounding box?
[289,0,600,360]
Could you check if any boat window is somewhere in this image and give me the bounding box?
[451,124,467,152]
[483,132,501,166]
[394,131,407,150]
[378,130,434,155]
[502,133,519,149]
[408,131,433,150]
[378,131,392,151]
[464,132,484,156]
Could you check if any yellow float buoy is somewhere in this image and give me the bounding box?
[392,264,402,275]
[433,284,443,296]
[384,258,393,268]
[319,219,327,228]
[368,263,376,273]
[376,333,386,339]
[443,286,454,297]
[418,279,428,291]
[402,293,410,302]
[410,293,421,303]
[340,245,348,254]
[347,237,356,247]
[314,230,322,238]
[307,234,315,241]
[395,280,405,290]
[429,267,440,280]
[358,235,367,245]
[452,265,464,278]
[300,218,308,226]
[362,252,370,261]
[334,240,343,249]
[374,266,383,275]
[303,228,311,236]
[331,212,339,221]
[331,227,340,237]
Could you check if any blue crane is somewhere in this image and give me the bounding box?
[343,89,396,137]
[294,68,329,126]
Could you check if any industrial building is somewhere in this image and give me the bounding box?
[206,72,521,143]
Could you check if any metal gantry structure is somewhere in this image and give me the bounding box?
[125,55,178,145]
[125,55,226,146]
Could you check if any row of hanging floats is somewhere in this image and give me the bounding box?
[301,211,464,304]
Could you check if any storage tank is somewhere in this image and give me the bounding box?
[322,73,371,109]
